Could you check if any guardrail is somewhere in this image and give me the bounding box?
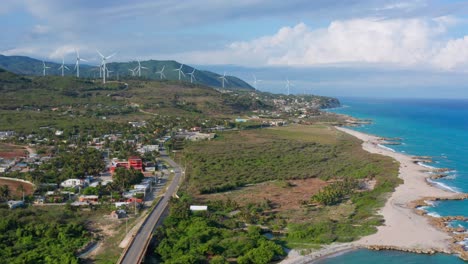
[116,198,164,264]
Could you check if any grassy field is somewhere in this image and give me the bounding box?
[180,124,401,247]
[182,125,398,194]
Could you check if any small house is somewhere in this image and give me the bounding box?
[79,195,99,203]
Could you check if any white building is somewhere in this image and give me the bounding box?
[190,205,208,211]
[60,179,84,188]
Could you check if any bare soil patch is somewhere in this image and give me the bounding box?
[0,143,27,159]
[199,178,328,212]
[0,178,35,198]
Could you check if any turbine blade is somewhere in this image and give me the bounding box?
[106,53,116,59]
[96,50,104,58]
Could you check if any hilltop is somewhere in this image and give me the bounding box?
[0,68,340,132]
[0,55,253,90]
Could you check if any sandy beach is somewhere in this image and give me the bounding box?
[281,126,459,263]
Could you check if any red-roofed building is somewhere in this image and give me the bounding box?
[129,156,143,171]
[110,157,143,174]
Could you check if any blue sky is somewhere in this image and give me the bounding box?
[2,0,468,98]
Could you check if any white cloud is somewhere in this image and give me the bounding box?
[32,24,50,34]
[175,17,468,71]
[48,45,77,59]
[432,36,468,70]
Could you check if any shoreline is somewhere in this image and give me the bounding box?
[281,126,462,263]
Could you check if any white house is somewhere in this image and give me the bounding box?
[134,184,149,192]
[60,179,84,188]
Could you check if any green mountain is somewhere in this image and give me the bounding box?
[0,55,254,90]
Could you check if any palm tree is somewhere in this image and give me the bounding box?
[17,184,25,201]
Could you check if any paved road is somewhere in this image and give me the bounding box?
[120,150,182,264]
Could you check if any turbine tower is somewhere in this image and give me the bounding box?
[58,57,70,77]
[218,72,228,88]
[285,78,294,95]
[155,65,166,79]
[42,61,51,76]
[97,50,116,84]
[174,64,185,81]
[252,74,261,90]
[74,49,87,78]
[136,60,148,77]
[187,68,196,83]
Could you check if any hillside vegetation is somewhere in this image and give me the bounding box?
[0,69,339,132]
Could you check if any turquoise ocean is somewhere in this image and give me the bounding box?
[316,97,468,264]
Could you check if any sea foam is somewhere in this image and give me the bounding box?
[377,144,396,152]
[426,178,461,193]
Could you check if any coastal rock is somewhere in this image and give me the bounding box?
[366,245,440,254]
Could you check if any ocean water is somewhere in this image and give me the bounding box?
[314,249,466,264]
[323,97,468,263]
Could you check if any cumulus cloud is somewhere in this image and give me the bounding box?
[175,16,468,71]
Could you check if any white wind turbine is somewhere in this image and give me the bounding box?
[252,74,262,90]
[136,60,148,77]
[42,61,51,76]
[74,49,87,78]
[97,50,116,84]
[155,65,166,79]
[285,78,294,95]
[174,64,185,81]
[128,68,136,76]
[58,57,70,77]
[187,68,196,83]
[218,72,228,88]
[107,69,113,78]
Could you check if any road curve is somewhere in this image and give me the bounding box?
[119,150,182,264]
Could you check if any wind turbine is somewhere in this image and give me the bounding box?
[285,78,294,95]
[107,69,113,78]
[187,68,196,83]
[128,68,136,76]
[155,65,166,79]
[174,64,185,81]
[97,50,116,84]
[252,74,262,90]
[42,61,51,76]
[58,57,70,77]
[218,72,228,88]
[136,60,148,77]
[74,49,87,78]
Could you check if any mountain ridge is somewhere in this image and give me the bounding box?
[0,54,254,90]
